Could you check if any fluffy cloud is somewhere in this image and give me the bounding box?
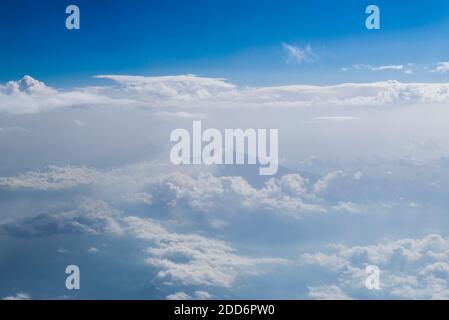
[0,164,327,218]
[0,194,287,289]
[302,234,449,299]
[95,74,236,101]
[0,75,133,114]
[3,161,400,221]
[0,165,100,191]
[0,200,123,237]
[4,75,449,114]
[124,216,287,287]
[0,163,291,289]
[0,162,161,205]
[149,172,325,218]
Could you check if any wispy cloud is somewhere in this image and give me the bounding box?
[2,293,31,300]
[432,62,449,73]
[308,285,352,300]
[353,64,404,71]
[281,42,315,64]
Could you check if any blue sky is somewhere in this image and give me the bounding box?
[3,0,449,86]
[3,1,449,300]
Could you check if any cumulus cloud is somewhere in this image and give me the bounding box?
[0,163,291,290]
[0,75,133,114]
[0,199,123,237]
[0,191,287,289]
[0,162,161,205]
[148,172,325,218]
[0,165,100,191]
[0,164,327,219]
[124,216,287,287]
[303,234,449,299]
[5,75,449,114]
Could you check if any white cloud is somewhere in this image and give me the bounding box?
[313,170,345,194]
[124,216,287,287]
[194,291,212,300]
[303,234,449,299]
[3,293,31,300]
[0,75,133,114]
[150,172,326,218]
[432,62,449,73]
[0,165,101,191]
[95,74,236,101]
[0,199,123,237]
[370,65,404,71]
[123,192,153,205]
[0,165,327,219]
[332,201,360,213]
[353,171,363,180]
[166,292,192,300]
[308,285,352,300]
[281,43,315,64]
[302,252,347,271]
[0,177,288,289]
[166,291,212,300]
[353,64,404,71]
[4,75,449,114]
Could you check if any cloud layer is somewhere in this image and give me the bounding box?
[4,75,449,114]
[303,234,449,299]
